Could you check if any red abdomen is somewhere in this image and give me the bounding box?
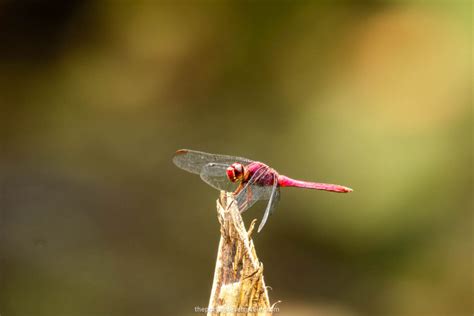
[278,175,352,193]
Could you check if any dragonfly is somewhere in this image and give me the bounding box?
[172,149,353,233]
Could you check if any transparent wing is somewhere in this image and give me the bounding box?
[233,166,281,232]
[200,163,238,192]
[235,166,275,213]
[257,177,280,233]
[172,149,253,174]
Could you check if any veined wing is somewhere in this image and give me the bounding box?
[200,163,239,192]
[234,166,280,232]
[235,166,279,213]
[172,149,253,175]
[257,176,280,233]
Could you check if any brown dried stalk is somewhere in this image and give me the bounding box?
[207,191,277,316]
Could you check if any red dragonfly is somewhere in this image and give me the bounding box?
[173,149,353,232]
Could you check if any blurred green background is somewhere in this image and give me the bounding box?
[0,1,472,316]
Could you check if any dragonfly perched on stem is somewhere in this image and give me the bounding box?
[173,149,353,232]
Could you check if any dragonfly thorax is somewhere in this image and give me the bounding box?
[226,162,246,182]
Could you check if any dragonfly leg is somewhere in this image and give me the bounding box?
[234,182,244,195]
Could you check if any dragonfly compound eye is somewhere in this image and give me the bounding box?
[226,163,244,182]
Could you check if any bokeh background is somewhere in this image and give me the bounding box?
[0,1,472,316]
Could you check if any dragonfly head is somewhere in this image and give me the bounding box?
[226,162,245,182]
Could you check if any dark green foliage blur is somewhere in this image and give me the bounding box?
[0,1,471,316]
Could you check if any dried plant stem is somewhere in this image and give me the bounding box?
[207,191,275,316]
